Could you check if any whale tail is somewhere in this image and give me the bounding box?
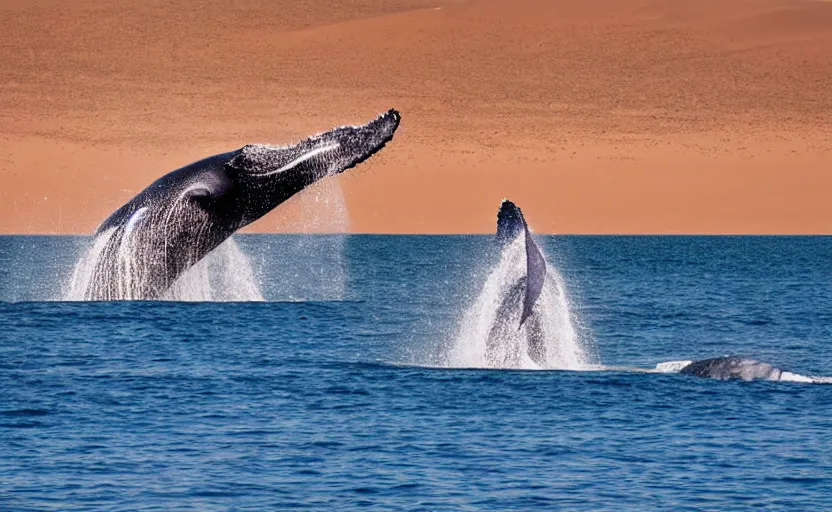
[496,200,546,327]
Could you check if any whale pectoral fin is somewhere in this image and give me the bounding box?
[230,143,341,179]
[228,109,401,181]
[497,199,546,328]
[520,225,546,327]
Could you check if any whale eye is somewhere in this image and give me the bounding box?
[186,187,217,209]
[179,175,231,208]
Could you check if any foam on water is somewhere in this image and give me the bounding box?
[779,371,816,383]
[446,234,596,370]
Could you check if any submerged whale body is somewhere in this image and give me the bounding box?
[485,200,548,367]
[679,356,785,381]
[75,110,400,300]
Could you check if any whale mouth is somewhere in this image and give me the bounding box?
[229,109,401,180]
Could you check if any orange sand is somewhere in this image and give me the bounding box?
[1,0,830,234]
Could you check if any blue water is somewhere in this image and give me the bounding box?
[2,235,831,510]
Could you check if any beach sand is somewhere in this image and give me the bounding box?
[1,0,830,234]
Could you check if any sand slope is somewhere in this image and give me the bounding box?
[0,0,830,233]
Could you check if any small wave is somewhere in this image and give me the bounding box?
[0,408,50,417]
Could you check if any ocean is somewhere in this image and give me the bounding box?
[1,235,831,510]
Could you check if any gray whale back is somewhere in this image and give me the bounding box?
[680,356,783,381]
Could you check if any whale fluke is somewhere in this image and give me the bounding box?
[495,200,546,327]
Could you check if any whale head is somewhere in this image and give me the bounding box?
[496,199,527,244]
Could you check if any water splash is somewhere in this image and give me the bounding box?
[447,235,596,370]
[64,234,263,301]
[295,176,350,233]
[270,176,350,301]
[64,228,119,300]
[162,238,263,301]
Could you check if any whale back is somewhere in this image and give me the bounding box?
[680,357,783,381]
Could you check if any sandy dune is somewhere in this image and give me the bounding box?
[1,0,830,233]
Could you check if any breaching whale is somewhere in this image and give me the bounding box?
[77,109,400,300]
[677,356,802,382]
[485,200,548,366]
[495,200,546,326]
